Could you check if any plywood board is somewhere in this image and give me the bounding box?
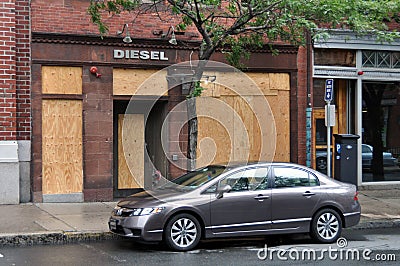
[118,114,144,189]
[265,91,290,161]
[42,66,82,94]
[42,100,83,194]
[113,69,168,96]
[196,76,290,166]
[196,97,233,167]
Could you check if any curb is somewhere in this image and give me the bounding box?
[352,219,400,230]
[0,231,121,247]
[1,220,400,247]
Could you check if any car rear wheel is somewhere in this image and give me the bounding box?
[311,209,342,243]
[164,213,201,251]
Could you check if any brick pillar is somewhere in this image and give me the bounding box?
[0,0,31,204]
[166,81,188,179]
[82,65,113,201]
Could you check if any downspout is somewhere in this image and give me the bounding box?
[306,31,313,167]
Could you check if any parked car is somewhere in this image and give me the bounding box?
[108,162,360,251]
[316,144,398,171]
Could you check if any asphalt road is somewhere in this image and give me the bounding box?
[0,228,399,266]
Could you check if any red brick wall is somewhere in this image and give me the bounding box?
[0,0,30,141]
[31,0,197,40]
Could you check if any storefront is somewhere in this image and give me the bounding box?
[31,33,301,202]
[313,31,400,186]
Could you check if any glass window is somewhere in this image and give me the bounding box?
[273,167,319,188]
[362,50,400,69]
[362,81,400,182]
[219,167,270,192]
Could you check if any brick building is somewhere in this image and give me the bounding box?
[0,0,30,204]
[1,0,311,203]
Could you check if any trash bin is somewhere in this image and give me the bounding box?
[333,134,360,187]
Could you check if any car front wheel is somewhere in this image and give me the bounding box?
[164,213,201,251]
[311,209,342,243]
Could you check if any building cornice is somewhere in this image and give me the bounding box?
[32,32,298,54]
[314,30,400,51]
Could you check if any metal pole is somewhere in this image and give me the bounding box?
[327,101,331,178]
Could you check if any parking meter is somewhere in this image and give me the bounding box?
[333,134,360,187]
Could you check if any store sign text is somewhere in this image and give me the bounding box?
[113,49,169,61]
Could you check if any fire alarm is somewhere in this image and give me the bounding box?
[357,70,364,75]
[90,66,101,78]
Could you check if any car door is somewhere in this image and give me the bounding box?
[209,166,272,236]
[270,166,321,230]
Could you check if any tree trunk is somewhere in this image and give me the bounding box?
[187,98,197,170]
[186,60,208,170]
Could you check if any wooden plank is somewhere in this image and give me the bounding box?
[196,96,233,167]
[42,100,83,194]
[42,66,82,94]
[266,91,290,161]
[233,96,253,162]
[337,79,347,134]
[113,69,168,96]
[118,114,144,189]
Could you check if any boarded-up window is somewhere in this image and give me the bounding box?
[42,66,82,94]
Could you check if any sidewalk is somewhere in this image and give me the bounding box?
[0,189,399,247]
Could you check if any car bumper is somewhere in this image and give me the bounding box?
[108,215,164,242]
[343,211,361,227]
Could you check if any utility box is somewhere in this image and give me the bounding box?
[333,134,360,187]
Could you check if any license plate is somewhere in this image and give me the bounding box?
[109,219,117,230]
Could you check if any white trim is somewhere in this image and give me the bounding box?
[272,218,312,224]
[343,211,361,217]
[361,181,400,186]
[206,217,311,230]
[147,229,164,233]
[205,220,272,230]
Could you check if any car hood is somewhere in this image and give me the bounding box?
[117,188,190,208]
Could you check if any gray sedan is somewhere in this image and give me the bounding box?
[109,162,361,251]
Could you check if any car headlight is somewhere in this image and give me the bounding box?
[113,206,165,217]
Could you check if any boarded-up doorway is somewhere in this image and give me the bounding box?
[42,99,83,201]
[117,114,145,191]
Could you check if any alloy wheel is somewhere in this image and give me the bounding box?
[170,217,198,248]
[316,212,340,240]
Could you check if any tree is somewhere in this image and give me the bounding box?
[88,0,400,170]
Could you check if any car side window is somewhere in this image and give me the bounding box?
[273,167,319,188]
[219,167,270,192]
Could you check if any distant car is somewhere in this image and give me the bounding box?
[108,162,361,251]
[316,144,398,171]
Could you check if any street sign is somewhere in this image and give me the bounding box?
[324,79,334,102]
[325,104,336,127]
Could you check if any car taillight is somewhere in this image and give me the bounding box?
[354,191,359,201]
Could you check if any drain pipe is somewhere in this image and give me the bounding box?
[306,31,313,168]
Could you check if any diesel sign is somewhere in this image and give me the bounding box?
[114,49,169,61]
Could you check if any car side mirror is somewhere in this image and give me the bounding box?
[216,184,231,199]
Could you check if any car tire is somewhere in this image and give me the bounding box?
[164,213,201,251]
[310,209,342,243]
[316,157,327,171]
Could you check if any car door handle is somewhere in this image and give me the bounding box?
[303,191,315,197]
[254,195,270,201]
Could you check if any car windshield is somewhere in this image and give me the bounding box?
[159,166,226,191]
